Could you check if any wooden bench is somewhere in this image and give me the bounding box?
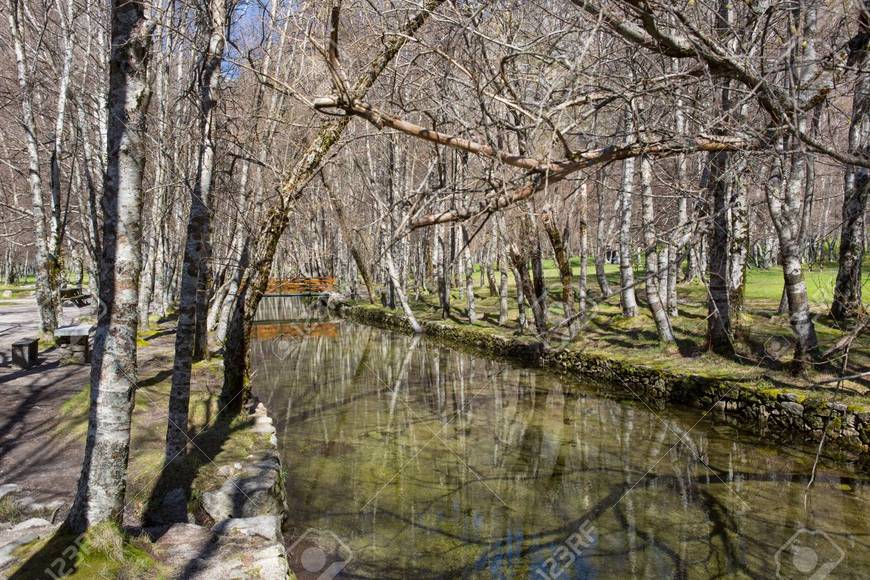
[56,324,94,364]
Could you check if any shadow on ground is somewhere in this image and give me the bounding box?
[8,405,249,578]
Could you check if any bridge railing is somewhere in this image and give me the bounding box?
[266,276,336,295]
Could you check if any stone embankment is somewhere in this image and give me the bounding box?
[154,400,292,578]
[332,300,870,462]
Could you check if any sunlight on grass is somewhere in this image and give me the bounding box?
[400,258,870,407]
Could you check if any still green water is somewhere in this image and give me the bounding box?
[251,301,870,579]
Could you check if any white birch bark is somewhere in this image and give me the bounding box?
[640,157,674,342]
[577,182,589,316]
[618,107,638,317]
[66,0,152,532]
[462,225,476,323]
[7,0,61,336]
[832,0,870,322]
[166,0,227,463]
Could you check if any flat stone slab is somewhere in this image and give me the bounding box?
[201,450,283,522]
[0,485,20,501]
[0,520,58,573]
[213,515,282,543]
[55,324,94,338]
[154,522,290,579]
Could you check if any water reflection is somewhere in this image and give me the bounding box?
[251,299,870,579]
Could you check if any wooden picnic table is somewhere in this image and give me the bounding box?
[59,286,91,307]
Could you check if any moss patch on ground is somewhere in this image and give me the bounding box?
[389,260,870,409]
[10,522,168,579]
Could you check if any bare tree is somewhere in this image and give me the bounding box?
[165,0,229,465]
[640,156,674,342]
[66,0,153,533]
[7,0,64,337]
[831,0,870,323]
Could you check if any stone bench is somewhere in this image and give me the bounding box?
[11,339,38,370]
[56,324,94,364]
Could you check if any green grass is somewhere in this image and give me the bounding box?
[0,275,36,290]
[0,273,90,294]
[405,257,870,406]
[10,522,167,579]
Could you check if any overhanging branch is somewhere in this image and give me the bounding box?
[409,134,763,229]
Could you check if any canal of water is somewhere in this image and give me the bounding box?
[251,297,870,579]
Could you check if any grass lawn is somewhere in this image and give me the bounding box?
[405,257,870,407]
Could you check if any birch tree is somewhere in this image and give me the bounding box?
[66,0,153,532]
[831,0,870,323]
[7,0,65,338]
[640,156,674,342]
[165,0,228,466]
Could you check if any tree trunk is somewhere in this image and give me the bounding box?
[66,0,152,532]
[577,183,589,316]
[495,216,510,326]
[435,223,450,318]
[729,165,748,318]
[498,255,509,326]
[207,278,231,331]
[669,65,690,316]
[769,139,819,370]
[510,250,545,333]
[706,149,733,355]
[498,211,541,333]
[832,1,870,323]
[462,225,476,323]
[618,114,638,317]
[767,1,821,370]
[705,2,735,355]
[514,264,527,333]
[383,226,423,333]
[641,157,675,342]
[327,186,376,303]
[529,224,548,324]
[166,0,225,463]
[8,0,61,337]
[541,204,574,325]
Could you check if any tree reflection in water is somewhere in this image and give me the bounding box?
[250,304,870,579]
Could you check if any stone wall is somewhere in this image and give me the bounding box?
[154,400,293,579]
[334,301,870,462]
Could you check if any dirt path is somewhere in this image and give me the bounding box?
[0,298,93,505]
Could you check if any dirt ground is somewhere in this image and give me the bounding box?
[0,297,275,577]
[0,298,91,505]
[0,296,224,530]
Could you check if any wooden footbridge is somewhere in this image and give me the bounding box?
[265,276,336,297]
[252,321,339,340]
[256,277,339,339]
